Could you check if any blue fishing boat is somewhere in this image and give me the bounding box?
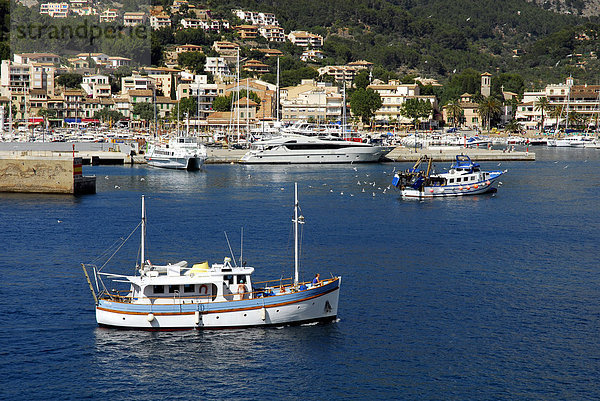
[392,154,506,198]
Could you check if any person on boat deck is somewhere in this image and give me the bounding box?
[312,273,320,286]
[279,285,285,294]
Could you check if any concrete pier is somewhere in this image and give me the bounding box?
[0,153,96,195]
[385,146,535,162]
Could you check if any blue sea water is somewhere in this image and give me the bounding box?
[1,146,599,400]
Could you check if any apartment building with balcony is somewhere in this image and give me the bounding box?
[40,2,69,17]
[288,31,323,48]
[123,12,146,27]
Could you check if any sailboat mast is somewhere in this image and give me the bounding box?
[294,183,299,285]
[141,195,146,270]
[276,57,280,122]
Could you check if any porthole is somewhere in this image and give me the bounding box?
[216,316,219,319]
[244,314,247,317]
[276,309,280,312]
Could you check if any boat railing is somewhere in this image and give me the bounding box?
[99,277,338,304]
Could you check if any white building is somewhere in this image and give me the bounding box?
[367,81,437,126]
[233,10,278,26]
[259,25,285,42]
[123,12,146,27]
[40,2,69,17]
[280,80,342,122]
[204,57,231,77]
[288,31,323,48]
[150,13,172,29]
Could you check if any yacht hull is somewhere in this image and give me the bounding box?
[146,156,204,170]
[240,147,388,164]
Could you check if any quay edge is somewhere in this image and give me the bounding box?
[385,146,536,162]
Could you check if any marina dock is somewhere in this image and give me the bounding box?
[385,146,535,162]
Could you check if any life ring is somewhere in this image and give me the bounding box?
[199,284,208,295]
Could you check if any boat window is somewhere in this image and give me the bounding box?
[224,274,234,284]
[237,275,247,284]
[456,177,461,182]
[153,285,165,294]
[169,285,180,294]
[183,284,195,293]
[449,178,454,183]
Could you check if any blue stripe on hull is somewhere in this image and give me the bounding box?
[98,279,339,315]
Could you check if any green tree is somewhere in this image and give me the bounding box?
[353,69,370,90]
[504,119,521,134]
[350,88,382,126]
[132,102,155,124]
[445,100,464,128]
[400,98,433,129]
[94,107,125,124]
[177,52,206,74]
[173,97,197,120]
[37,107,56,128]
[56,73,83,89]
[534,96,550,131]
[477,97,502,131]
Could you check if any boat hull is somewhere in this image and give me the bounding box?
[240,147,388,164]
[401,172,503,198]
[96,278,341,330]
[146,156,204,170]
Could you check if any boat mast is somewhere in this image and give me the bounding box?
[293,182,304,285]
[140,195,146,270]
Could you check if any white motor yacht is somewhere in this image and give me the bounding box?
[240,135,389,164]
[146,137,207,170]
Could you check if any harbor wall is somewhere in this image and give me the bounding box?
[0,154,96,194]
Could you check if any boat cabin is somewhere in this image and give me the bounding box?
[125,257,255,304]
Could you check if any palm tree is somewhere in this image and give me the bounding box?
[477,97,502,131]
[534,96,550,132]
[549,105,565,130]
[445,100,463,128]
[504,119,521,134]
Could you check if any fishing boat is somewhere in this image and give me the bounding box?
[82,185,341,330]
[145,137,207,170]
[392,154,506,198]
[239,134,389,164]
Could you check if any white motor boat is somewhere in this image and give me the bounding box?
[145,137,207,170]
[240,135,389,164]
[82,186,341,330]
[392,154,506,198]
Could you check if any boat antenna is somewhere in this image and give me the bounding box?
[140,195,146,271]
[292,182,305,285]
[224,231,238,267]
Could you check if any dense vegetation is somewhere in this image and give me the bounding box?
[2,0,600,97]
